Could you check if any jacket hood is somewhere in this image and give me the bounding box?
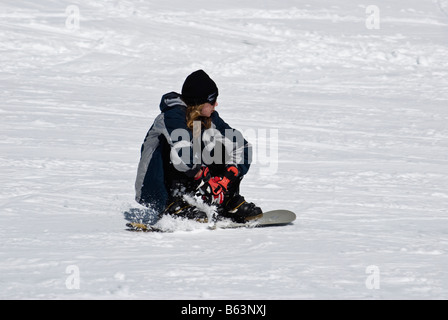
[159,92,187,112]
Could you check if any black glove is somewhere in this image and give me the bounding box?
[195,167,225,205]
[215,166,239,192]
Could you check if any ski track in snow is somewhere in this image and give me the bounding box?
[1,0,448,299]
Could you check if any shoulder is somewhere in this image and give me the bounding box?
[211,111,232,130]
[163,106,188,133]
[164,104,186,118]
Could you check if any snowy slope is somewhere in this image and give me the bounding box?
[1,0,448,299]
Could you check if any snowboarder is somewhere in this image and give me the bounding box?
[135,70,262,223]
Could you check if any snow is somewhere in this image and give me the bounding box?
[1,0,448,300]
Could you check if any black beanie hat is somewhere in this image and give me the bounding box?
[181,70,219,107]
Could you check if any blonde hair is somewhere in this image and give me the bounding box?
[186,104,212,130]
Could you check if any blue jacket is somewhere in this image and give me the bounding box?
[135,92,252,212]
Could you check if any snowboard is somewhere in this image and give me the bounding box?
[126,210,296,233]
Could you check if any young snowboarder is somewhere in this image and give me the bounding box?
[135,70,262,223]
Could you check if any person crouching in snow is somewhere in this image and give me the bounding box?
[135,70,262,223]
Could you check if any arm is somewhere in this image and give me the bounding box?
[210,111,252,176]
[161,107,202,178]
